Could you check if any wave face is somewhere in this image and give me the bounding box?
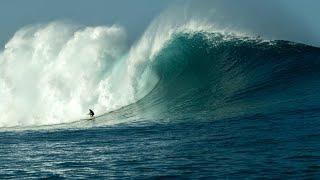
[1,21,320,128]
[113,32,320,123]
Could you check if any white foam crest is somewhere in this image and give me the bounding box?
[101,14,246,115]
[126,11,250,69]
[0,22,127,127]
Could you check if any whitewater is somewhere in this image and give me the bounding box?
[0,22,149,127]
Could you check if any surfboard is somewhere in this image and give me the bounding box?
[81,116,96,121]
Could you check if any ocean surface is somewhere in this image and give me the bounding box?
[1,21,320,178]
[1,113,320,179]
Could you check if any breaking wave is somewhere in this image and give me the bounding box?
[1,19,320,128]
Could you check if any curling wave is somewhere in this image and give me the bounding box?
[109,31,320,123]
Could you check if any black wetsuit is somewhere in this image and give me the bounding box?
[89,109,95,117]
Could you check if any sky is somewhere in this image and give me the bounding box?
[0,0,171,46]
[185,0,320,46]
[0,0,320,47]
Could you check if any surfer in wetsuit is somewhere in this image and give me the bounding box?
[88,109,95,117]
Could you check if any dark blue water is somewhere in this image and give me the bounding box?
[1,110,320,179]
[1,32,320,178]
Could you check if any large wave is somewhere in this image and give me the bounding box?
[1,17,320,128]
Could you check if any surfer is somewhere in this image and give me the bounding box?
[88,109,95,117]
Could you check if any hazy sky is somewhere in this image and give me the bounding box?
[0,0,171,46]
[1,0,320,47]
[190,0,320,46]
